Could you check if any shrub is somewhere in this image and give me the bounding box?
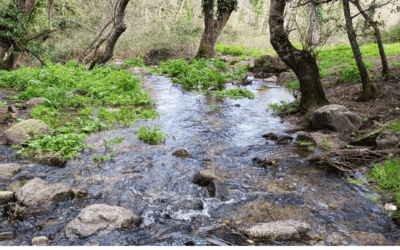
[135,126,167,145]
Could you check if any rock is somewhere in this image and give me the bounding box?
[252,158,279,168]
[0,163,21,179]
[207,86,218,91]
[32,236,49,245]
[254,55,288,73]
[19,149,66,167]
[217,52,222,57]
[384,203,397,211]
[192,170,229,199]
[241,77,252,86]
[4,119,52,146]
[0,191,13,205]
[65,204,142,239]
[0,232,16,240]
[283,126,308,134]
[172,149,192,158]
[127,67,152,76]
[237,219,311,241]
[72,188,89,198]
[0,106,8,121]
[376,130,400,150]
[4,203,27,221]
[276,136,294,145]
[279,72,297,82]
[6,180,30,192]
[264,75,278,82]
[8,105,18,113]
[262,133,278,140]
[6,112,18,122]
[14,177,73,206]
[25,97,44,108]
[307,105,362,132]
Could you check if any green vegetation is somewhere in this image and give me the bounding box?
[93,152,115,163]
[215,44,275,58]
[322,136,331,149]
[345,145,354,149]
[209,89,254,99]
[365,194,380,203]
[308,146,315,151]
[104,137,125,151]
[0,101,7,106]
[392,61,400,67]
[297,141,313,146]
[346,177,367,185]
[285,80,300,91]
[135,125,167,145]
[206,105,218,111]
[387,119,400,135]
[367,156,400,204]
[0,61,157,159]
[268,101,299,113]
[213,58,228,70]
[341,61,372,82]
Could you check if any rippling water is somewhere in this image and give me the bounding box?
[0,76,398,246]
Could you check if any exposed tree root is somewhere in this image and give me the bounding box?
[307,148,400,173]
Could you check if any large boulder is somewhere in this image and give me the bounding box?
[65,204,142,239]
[4,119,52,146]
[254,55,288,73]
[237,219,311,241]
[14,177,73,207]
[376,130,400,150]
[19,149,66,167]
[192,170,229,199]
[307,105,362,132]
[0,163,21,179]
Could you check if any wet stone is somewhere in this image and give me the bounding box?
[32,236,49,246]
[276,136,294,145]
[0,191,13,205]
[72,188,89,199]
[192,170,229,199]
[172,149,192,158]
[0,163,21,179]
[0,232,16,241]
[65,204,142,239]
[4,119,52,146]
[262,133,278,140]
[237,219,311,241]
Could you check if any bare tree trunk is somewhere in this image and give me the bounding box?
[343,0,378,101]
[350,0,390,80]
[306,5,319,46]
[195,0,237,58]
[89,0,130,70]
[269,0,329,110]
[48,0,55,30]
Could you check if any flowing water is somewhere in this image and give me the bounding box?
[0,76,399,246]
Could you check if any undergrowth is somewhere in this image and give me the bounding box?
[135,125,167,145]
[367,156,400,205]
[0,61,157,159]
[268,101,299,113]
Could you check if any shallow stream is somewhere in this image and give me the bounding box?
[0,76,399,246]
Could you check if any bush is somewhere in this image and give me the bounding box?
[135,126,167,145]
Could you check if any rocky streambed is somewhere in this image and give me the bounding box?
[0,75,399,246]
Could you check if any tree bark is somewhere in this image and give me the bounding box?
[196,0,237,58]
[89,0,130,70]
[350,0,390,80]
[269,0,329,110]
[343,0,378,101]
[306,5,319,46]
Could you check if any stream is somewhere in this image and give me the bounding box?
[0,76,399,246]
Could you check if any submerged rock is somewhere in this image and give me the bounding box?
[64,204,142,239]
[307,105,362,133]
[192,170,229,199]
[172,149,192,158]
[0,191,14,205]
[0,163,21,179]
[262,133,278,140]
[237,219,311,241]
[276,136,294,145]
[14,177,73,206]
[19,149,66,167]
[4,119,52,146]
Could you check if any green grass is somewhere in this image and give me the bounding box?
[215,44,276,58]
[213,58,228,70]
[392,61,400,67]
[0,100,6,106]
[0,60,157,160]
[346,176,367,185]
[322,136,331,149]
[341,61,373,82]
[268,101,299,113]
[386,119,400,135]
[135,125,167,145]
[367,156,400,205]
[365,194,380,203]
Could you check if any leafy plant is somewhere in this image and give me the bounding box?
[208,88,254,99]
[345,145,354,149]
[213,58,228,70]
[322,136,331,148]
[308,146,315,151]
[0,101,7,106]
[363,117,368,122]
[104,137,125,151]
[268,101,298,113]
[341,61,372,82]
[297,141,313,146]
[135,125,167,145]
[125,56,145,67]
[93,152,115,162]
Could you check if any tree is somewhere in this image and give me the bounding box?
[269,0,329,110]
[350,0,390,80]
[89,0,130,70]
[196,0,238,58]
[343,0,378,101]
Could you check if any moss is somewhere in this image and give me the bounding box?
[6,180,29,192]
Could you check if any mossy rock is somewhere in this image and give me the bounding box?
[351,128,383,146]
[19,149,66,167]
[6,180,30,192]
[4,119,52,146]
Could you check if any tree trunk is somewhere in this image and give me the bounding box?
[350,0,390,80]
[195,1,236,58]
[343,0,378,101]
[89,0,130,70]
[306,5,319,46]
[269,0,329,110]
[48,0,55,30]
